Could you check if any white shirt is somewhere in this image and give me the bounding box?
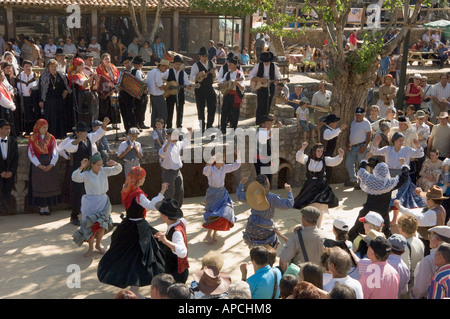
[0,135,8,160]
[17,71,38,97]
[398,206,438,228]
[62,127,106,156]
[0,85,15,111]
[219,69,246,93]
[323,126,342,141]
[170,68,190,86]
[117,139,142,160]
[311,90,332,107]
[88,43,101,60]
[413,122,430,148]
[71,164,122,196]
[83,65,95,78]
[165,218,188,258]
[44,44,57,58]
[431,81,450,101]
[63,43,77,56]
[295,150,343,171]
[203,160,241,188]
[370,145,424,169]
[189,60,217,82]
[146,68,168,96]
[158,138,189,170]
[248,62,282,80]
[27,136,59,167]
[349,118,372,146]
[323,276,364,299]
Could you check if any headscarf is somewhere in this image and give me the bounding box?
[27,119,56,160]
[81,152,103,172]
[358,162,400,195]
[67,57,85,87]
[121,166,148,215]
[384,74,393,86]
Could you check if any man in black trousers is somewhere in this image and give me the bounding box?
[0,119,18,213]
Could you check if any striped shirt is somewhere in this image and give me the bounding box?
[427,264,450,299]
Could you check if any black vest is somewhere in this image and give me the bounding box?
[306,156,326,180]
[320,125,337,156]
[167,68,185,86]
[72,137,92,169]
[256,62,275,80]
[196,60,214,87]
[162,226,178,274]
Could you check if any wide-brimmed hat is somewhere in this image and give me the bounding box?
[439,111,449,118]
[322,114,340,124]
[361,229,385,244]
[156,198,183,219]
[73,121,89,132]
[198,47,208,56]
[415,110,425,118]
[156,59,172,68]
[260,51,274,62]
[426,185,449,200]
[132,55,144,65]
[172,55,183,64]
[246,181,270,211]
[192,266,231,296]
[428,226,450,241]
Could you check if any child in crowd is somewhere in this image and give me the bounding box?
[152,118,167,152]
[296,100,316,142]
[117,127,142,177]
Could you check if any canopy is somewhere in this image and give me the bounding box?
[423,19,450,29]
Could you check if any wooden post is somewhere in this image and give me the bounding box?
[91,8,98,39]
[172,10,179,52]
[6,7,14,40]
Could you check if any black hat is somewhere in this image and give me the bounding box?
[73,121,89,132]
[198,47,208,56]
[226,52,235,61]
[258,114,274,125]
[55,48,65,56]
[122,56,133,63]
[228,55,238,65]
[322,114,340,124]
[83,53,94,59]
[0,119,11,128]
[173,55,183,63]
[367,236,392,258]
[132,55,144,65]
[398,116,407,122]
[355,107,365,114]
[156,198,184,219]
[260,51,274,62]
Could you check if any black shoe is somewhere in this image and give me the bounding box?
[354,184,361,190]
[139,123,150,129]
[344,181,356,187]
[70,218,81,226]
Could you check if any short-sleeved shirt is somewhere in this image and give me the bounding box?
[349,118,372,146]
[246,265,281,299]
[296,106,309,121]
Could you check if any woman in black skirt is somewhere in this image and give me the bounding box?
[293,141,345,228]
[97,166,168,299]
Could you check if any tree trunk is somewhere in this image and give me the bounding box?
[149,0,165,45]
[128,0,143,40]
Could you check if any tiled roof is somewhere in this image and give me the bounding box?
[0,0,191,9]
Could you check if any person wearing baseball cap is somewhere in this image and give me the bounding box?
[387,234,411,297]
[352,211,385,255]
[359,235,400,299]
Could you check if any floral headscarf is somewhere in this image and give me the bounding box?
[358,162,400,195]
[121,166,147,214]
[27,119,56,160]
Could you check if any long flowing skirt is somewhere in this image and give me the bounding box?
[28,154,61,207]
[203,186,236,231]
[242,218,278,248]
[293,177,339,209]
[72,195,114,246]
[390,169,426,209]
[97,218,166,288]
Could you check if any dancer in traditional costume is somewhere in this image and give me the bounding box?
[202,151,241,243]
[293,142,344,228]
[72,153,122,257]
[27,119,61,215]
[97,167,167,298]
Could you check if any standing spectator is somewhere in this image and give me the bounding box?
[139,41,153,66]
[430,74,450,122]
[279,206,330,272]
[207,40,217,62]
[376,74,397,117]
[152,35,166,63]
[387,234,411,298]
[63,37,77,57]
[405,74,424,112]
[21,36,34,62]
[358,235,400,299]
[127,37,140,59]
[44,38,57,63]
[216,42,226,64]
[76,37,87,58]
[55,48,67,73]
[240,245,281,299]
[311,81,332,139]
[87,37,101,66]
[240,47,250,65]
[253,35,265,63]
[428,112,450,160]
[428,242,450,299]
[0,119,18,214]
[420,76,433,113]
[348,29,358,50]
[107,36,121,66]
[345,107,372,187]
[0,35,5,56]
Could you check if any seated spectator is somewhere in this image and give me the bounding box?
[436,43,450,69]
[150,273,176,299]
[227,281,252,299]
[329,282,357,299]
[279,274,298,299]
[417,149,443,192]
[166,283,191,299]
[191,265,231,299]
[287,281,328,299]
[411,39,424,52]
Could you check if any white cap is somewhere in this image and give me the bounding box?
[333,219,349,231]
[359,211,384,227]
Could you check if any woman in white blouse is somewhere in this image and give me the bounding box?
[371,131,426,210]
[294,142,344,228]
[72,153,122,257]
[202,150,241,243]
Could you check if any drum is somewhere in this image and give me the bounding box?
[119,72,147,99]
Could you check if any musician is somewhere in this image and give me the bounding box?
[68,58,95,126]
[146,58,171,129]
[219,55,245,134]
[117,56,137,134]
[248,51,281,125]
[38,59,70,139]
[165,55,190,129]
[131,55,150,130]
[217,52,237,81]
[190,47,217,132]
[96,53,120,125]
[16,60,38,136]
[83,54,99,122]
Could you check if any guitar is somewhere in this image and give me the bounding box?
[163,81,199,98]
[195,68,216,83]
[218,77,244,95]
[250,77,290,92]
[289,99,330,113]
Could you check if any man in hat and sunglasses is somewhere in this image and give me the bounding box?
[165,55,190,129]
[155,198,190,284]
[248,51,282,125]
[190,47,217,132]
[58,118,110,225]
[146,58,171,129]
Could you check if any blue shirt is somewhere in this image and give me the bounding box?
[288,92,305,110]
[246,265,281,299]
[152,42,166,60]
[240,53,250,65]
[380,56,391,71]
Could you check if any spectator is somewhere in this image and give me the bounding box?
[428,112,450,161]
[411,226,450,299]
[107,36,121,66]
[21,36,34,62]
[376,74,397,117]
[76,37,87,58]
[397,214,425,279]
[166,283,191,299]
[0,34,5,56]
[287,281,327,299]
[240,47,250,65]
[371,106,399,133]
[367,105,381,124]
[43,38,57,62]
[63,37,77,56]
[279,274,298,299]
[191,265,231,299]
[358,235,399,299]
[430,74,450,123]
[216,42,226,64]
[150,273,176,299]
[139,41,153,66]
[87,37,101,66]
[152,35,166,62]
[428,242,450,299]
[387,234,411,298]
[405,74,424,112]
[422,29,432,44]
[329,282,357,299]
[322,246,364,299]
[299,261,324,289]
[227,281,252,299]
[114,289,138,299]
[436,43,450,69]
[127,37,140,59]
[286,84,306,112]
[417,149,443,192]
[279,206,330,272]
[240,245,281,299]
[348,29,358,50]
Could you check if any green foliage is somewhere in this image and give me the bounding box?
[346,31,385,74]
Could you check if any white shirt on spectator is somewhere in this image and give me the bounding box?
[349,118,372,146]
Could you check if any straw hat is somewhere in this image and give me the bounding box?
[246,181,270,211]
[156,59,172,68]
[426,185,449,200]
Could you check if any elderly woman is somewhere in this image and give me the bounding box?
[98,167,167,298]
[38,59,70,139]
[417,149,443,192]
[27,119,61,215]
[67,57,95,124]
[376,74,398,118]
[72,152,122,257]
[293,141,345,228]
[95,53,120,125]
